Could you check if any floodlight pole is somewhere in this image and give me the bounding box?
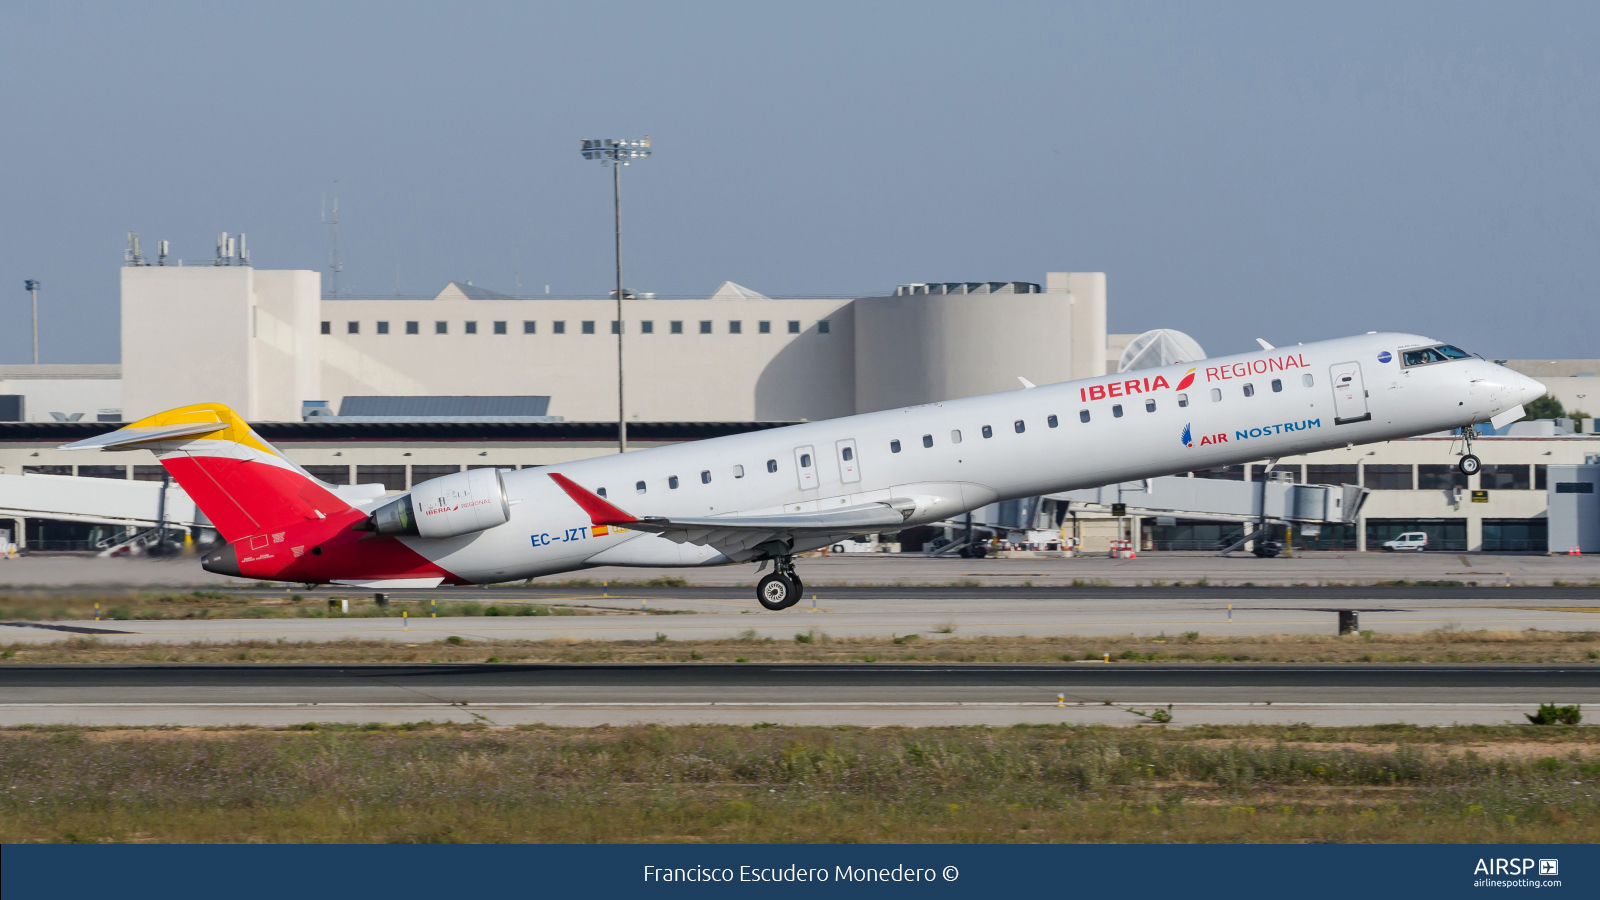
[24,280,39,365]
[613,158,626,455]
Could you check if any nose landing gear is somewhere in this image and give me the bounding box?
[1457,426,1482,476]
[756,556,804,611]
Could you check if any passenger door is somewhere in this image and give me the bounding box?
[793,445,818,491]
[1329,362,1372,424]
[835,438,860,484]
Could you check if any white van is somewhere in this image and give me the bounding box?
[1381,532,1428,552]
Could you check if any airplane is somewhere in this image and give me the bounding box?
[60,332,1544,610]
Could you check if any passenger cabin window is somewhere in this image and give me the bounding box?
[982,425,993,439]
[635,481,646,493]
[1271,378,1282,392]
[597,487,607,498]
[1210,388,1222,402]
[922,434,933,448]
[668,476,679,489]
[1145,399,1156,412]
[1178,392,1188,407]
[1047,415,1058,428]
[1112,404,1123,418]
[950,429,962,443]
[1242,383,1255,397]
[766,459,778,473]
[733,465,744,478]
[890,440,901,453]
[700,470,711,484]
[1302,373,1314,387]
[1014,420,1025,433]
[842,447,854,460]
[1079,410,1090,423]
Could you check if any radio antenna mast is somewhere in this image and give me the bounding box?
[322,188,342,297]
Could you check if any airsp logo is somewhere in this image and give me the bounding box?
[1540,859,1559,876]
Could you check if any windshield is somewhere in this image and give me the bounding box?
[1402,345,1470,367]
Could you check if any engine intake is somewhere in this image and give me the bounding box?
[356,468,511,539]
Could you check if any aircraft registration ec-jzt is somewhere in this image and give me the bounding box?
[62,332,1545,610]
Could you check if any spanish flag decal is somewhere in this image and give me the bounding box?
[592,525,610,537]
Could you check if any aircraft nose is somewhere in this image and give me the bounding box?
[1514,372,1547,405]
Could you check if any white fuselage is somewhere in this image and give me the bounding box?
[400,332,1541,584]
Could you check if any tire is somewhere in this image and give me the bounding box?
[970,544,987,559]
[757,573,796,611]
[957,546,972,559]
[1458,454,1481,476]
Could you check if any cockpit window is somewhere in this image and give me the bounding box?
[1402,345,1468,367]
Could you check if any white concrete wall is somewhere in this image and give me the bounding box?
[319,297,856,422]
[122,267,257,420]
[853,290,1078,413]
[251,270,322,422]
[0,366,122,422]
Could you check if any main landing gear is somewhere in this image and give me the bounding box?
[757,557,805,611]
[1457,426,1482,476]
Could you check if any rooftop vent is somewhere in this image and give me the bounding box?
[895,282,1041,296]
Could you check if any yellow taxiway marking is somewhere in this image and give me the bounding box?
[1495,606,1600,614]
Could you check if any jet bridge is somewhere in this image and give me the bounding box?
[1048,475,1369,554]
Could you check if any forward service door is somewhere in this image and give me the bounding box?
[794,445,818,491]
[835,438,860,484]
[1330,362,1372,425]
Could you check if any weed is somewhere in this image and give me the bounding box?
[644,576,688,587]
[734,657,749,663]
[1184,631,1200,641]
[1527,703,1582,725]
[655,633,668,643]
[445,636,464,645]
[793,632,814,644]
[892,633,920,644]
[485,656,502,663]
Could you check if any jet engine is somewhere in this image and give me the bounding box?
[356,468,511,539]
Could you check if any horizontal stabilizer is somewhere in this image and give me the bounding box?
[58,421,226,452]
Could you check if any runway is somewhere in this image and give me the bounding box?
[4,584,1598,645]
[4,663,1595,728]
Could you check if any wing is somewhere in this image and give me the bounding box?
[548,472,913,560]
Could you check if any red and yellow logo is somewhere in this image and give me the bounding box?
[1175,368,1196,391]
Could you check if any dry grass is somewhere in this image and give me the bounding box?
[1,722,1595,844]
[0,590,627,622]
[5,628,1599,665]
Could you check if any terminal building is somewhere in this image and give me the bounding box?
[0,242,1595,554]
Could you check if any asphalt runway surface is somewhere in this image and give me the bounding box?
[5,663,1595,728]
[4,583,1597,645]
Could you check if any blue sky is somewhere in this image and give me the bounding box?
[1,1,1596,363]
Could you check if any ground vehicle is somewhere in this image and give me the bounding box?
[1382,532,1429,552]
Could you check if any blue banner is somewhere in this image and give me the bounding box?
[3,844,1594,899]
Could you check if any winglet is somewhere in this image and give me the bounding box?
[1017,376,1037,389]
[1255,338,1275,351]
[548,472,639,526]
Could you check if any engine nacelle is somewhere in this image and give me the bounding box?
[359,468,511,539]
